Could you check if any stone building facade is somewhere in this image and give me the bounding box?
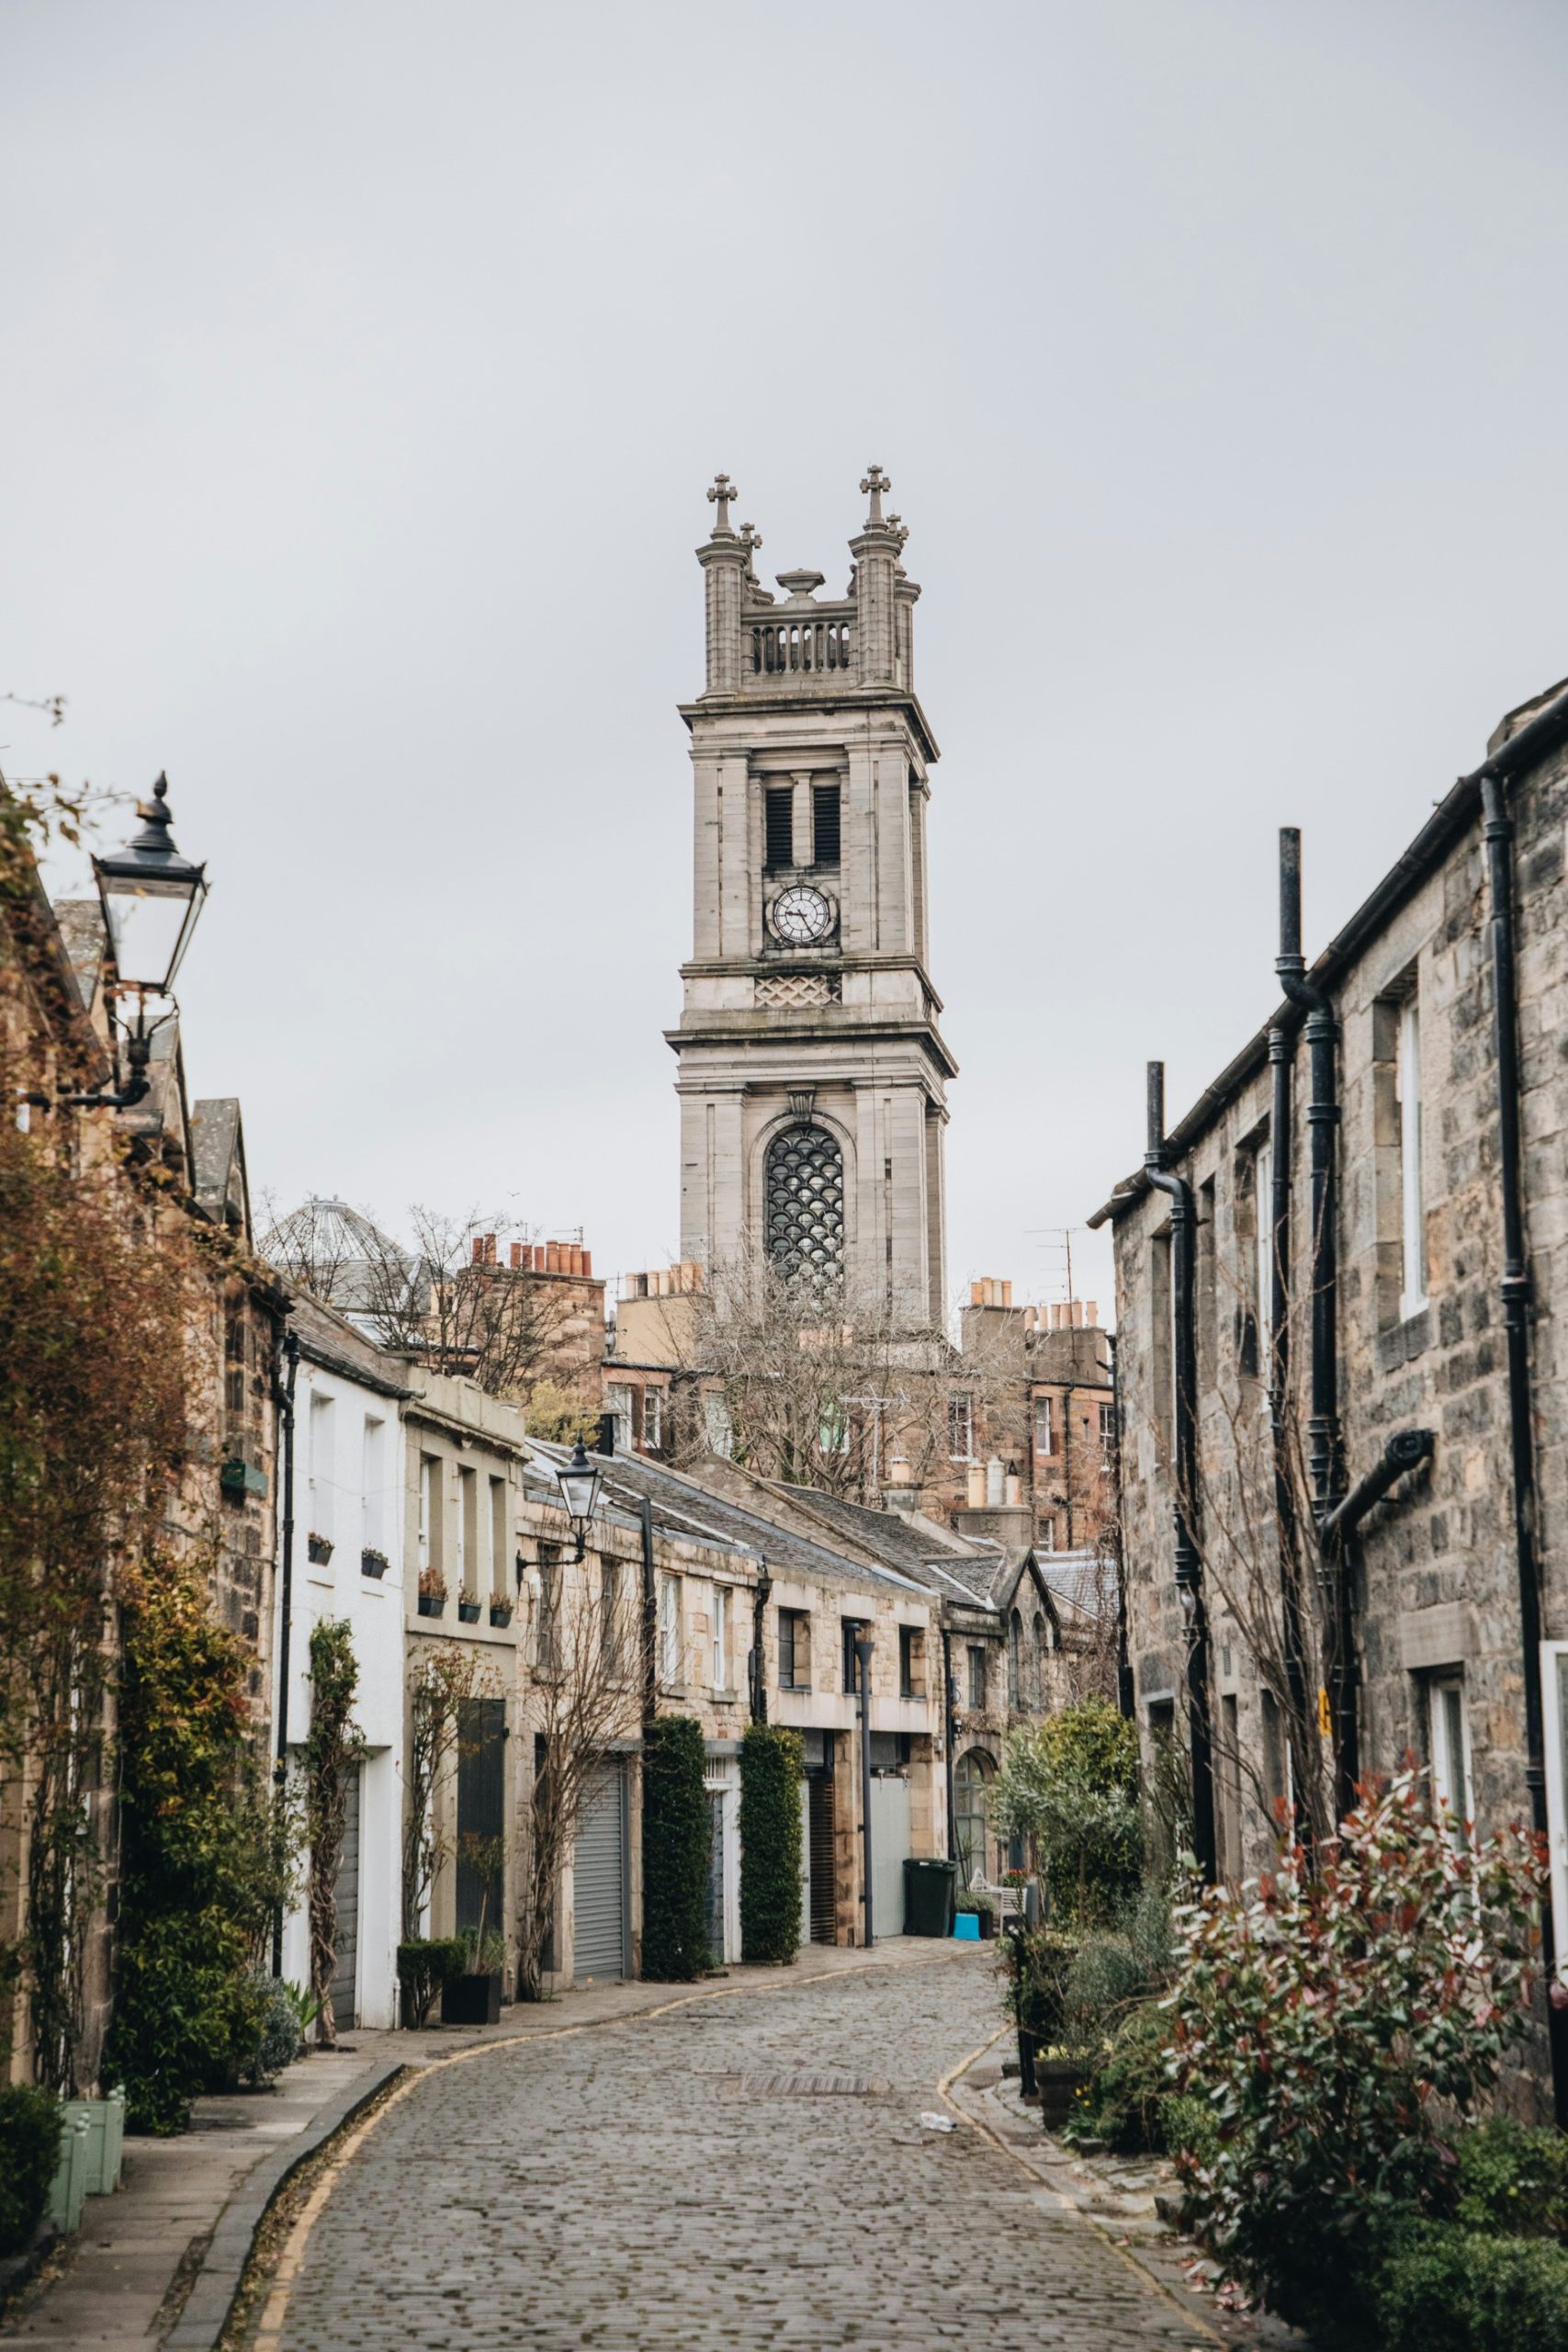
[1092,673,1568,2120]
[670,469,953,1324]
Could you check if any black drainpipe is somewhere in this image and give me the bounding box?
[1145,1061,1217,1883]
[942,1627,958,1864]
[855,1632,875,1944]
[1276,831,1355,1809]
[639,1496,658,1738]
[1269,833,1312,1813]
[270,1328,299,1977]
[749,1565,772,1724]
[1480,772,1568,2124]
[1106,1331,1134,1720]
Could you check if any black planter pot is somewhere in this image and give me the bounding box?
[417,1593,445,1618]
[489,1609,513,1629]
[440,1970,502,2026]
[361,1550,388,1578]
[978,1908,998,1940]
[457,1602,481,1623]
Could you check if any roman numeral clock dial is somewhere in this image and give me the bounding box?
[769,884,834,945]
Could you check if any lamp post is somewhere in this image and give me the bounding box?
[64,775,208,1109]
[555,1439,604,1563]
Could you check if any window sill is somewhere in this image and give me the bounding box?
[1377,1306,1431,1373]
[778,1681,813,1695]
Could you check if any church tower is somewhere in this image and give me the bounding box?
[668,467,954,1325]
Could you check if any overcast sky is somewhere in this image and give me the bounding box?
[5,1,1568,1325]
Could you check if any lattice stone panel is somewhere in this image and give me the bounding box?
[756,971,842,1007]
[765,1125,845,1285]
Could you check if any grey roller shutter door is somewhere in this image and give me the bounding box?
[331,1766,361,2029]
[869,1774,910,1939]
[573,1759,626,1983]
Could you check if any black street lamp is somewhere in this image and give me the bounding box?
[556,1439,604,1561]
[66,775,208,1109]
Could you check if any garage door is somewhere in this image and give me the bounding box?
[574,1759,627,1983]
[330,1765,361,2030]
[869,1773,910,1939]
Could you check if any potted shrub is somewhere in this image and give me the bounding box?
[307,1532,333,1566]
[360,1546,389,1579]
[488,1596,513,1628]
[396,1938,467,2028]
[457,1588,481,1625]
[0,2086,64,2258]
[441,1928,505,2025]
[417,1569,446,1619]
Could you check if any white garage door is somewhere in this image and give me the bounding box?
[869,1774,910,1939]
[574,1759,627,1983]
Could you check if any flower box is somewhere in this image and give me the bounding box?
[307,1533,334,1566]
[440,1970,502,2027]
[457,1600,481,1624]
[488,1602,513,1628]
[360,1548,389,1579]
[417,1593,446,1619]
[46,2115,90,2234]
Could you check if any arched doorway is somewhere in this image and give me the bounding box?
[953,1747,996,1888]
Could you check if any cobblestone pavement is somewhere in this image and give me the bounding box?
[266,1950,1216,2352]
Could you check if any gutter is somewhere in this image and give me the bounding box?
[1089,683,1568,1228]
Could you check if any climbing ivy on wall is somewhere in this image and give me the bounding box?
[640,1714,710,1982]
[739,1724,805,1967]
[304,1618,366,2049]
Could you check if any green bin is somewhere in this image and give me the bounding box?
[903,1856,959,1937]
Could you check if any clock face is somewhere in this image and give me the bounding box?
[771,885,835,945]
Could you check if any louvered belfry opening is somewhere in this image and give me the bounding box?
[765,1125,845,1290]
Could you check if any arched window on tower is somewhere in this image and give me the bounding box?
[764,1125,845,1292]
[953,1748,996,1888]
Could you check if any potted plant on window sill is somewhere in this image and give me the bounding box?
[488,1597,513,1628]
[307,1532,333,1566]
[457,1588,481,1624]
[417,1569,446,1618]
[361,1546,389,1579]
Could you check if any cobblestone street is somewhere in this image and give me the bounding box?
[263,1950,1211,2352]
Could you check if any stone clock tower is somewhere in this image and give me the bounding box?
[668,467,954,1325]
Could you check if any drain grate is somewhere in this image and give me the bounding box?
[718,2069,891,2098]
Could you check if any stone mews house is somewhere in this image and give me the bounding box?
[1091,673,1568,2121]
[272,1295,410,2031]
[400,1368,529,1974]
[718,1472,1089,1889]
[516,1445,951,1978]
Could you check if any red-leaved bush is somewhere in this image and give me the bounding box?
[1168,1768,1547,2318]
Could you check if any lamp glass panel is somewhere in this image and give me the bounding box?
[101,875,204,991]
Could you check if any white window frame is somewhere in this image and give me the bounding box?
[949,1393,974,1463]
[643,1385,664,1450]
[1033,1395,1055,1456]
[659,1572,682,1687]
[1542,1643,1568,1995]
[1398,993,1427,1319]
[1255,1137,1274,1362]
[606,1382,636,1453]
[1427,1673,1473,1846]
[712,1583,729,1691]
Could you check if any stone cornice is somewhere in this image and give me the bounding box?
[678,685,940,765]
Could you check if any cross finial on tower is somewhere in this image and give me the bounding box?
[739,522,762,581]
[707,472,738,534]
[861,463,891,525]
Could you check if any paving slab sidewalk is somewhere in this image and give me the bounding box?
[2,1935,976,2352]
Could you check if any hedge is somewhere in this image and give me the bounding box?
[396,1939,467,2026]
[1371,2221,1568,2352]
[0,2085,62,2256]
[641,1715,710,1981]
[739,1724,804,1966]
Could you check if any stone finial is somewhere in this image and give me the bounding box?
[739,522,762,578]
[707,472,739,535]
[860,463,891,525]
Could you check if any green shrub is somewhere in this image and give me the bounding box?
[641,1715,710,1982]
[1159,2091,1219,2171]
[1449,2116,1568,2241]
[106,1566,300,2134]
[241,1972,303,2084]
[1374,2220,1568,2352]
[989,1699,1141,1928]
[396,1938,467,2025]
[1168,1767,1547,2319]
[999,1927,1075,2045]
[739,1724,804,1966]
[1065,2001,1173,2153]
[0,2085,62,2256]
